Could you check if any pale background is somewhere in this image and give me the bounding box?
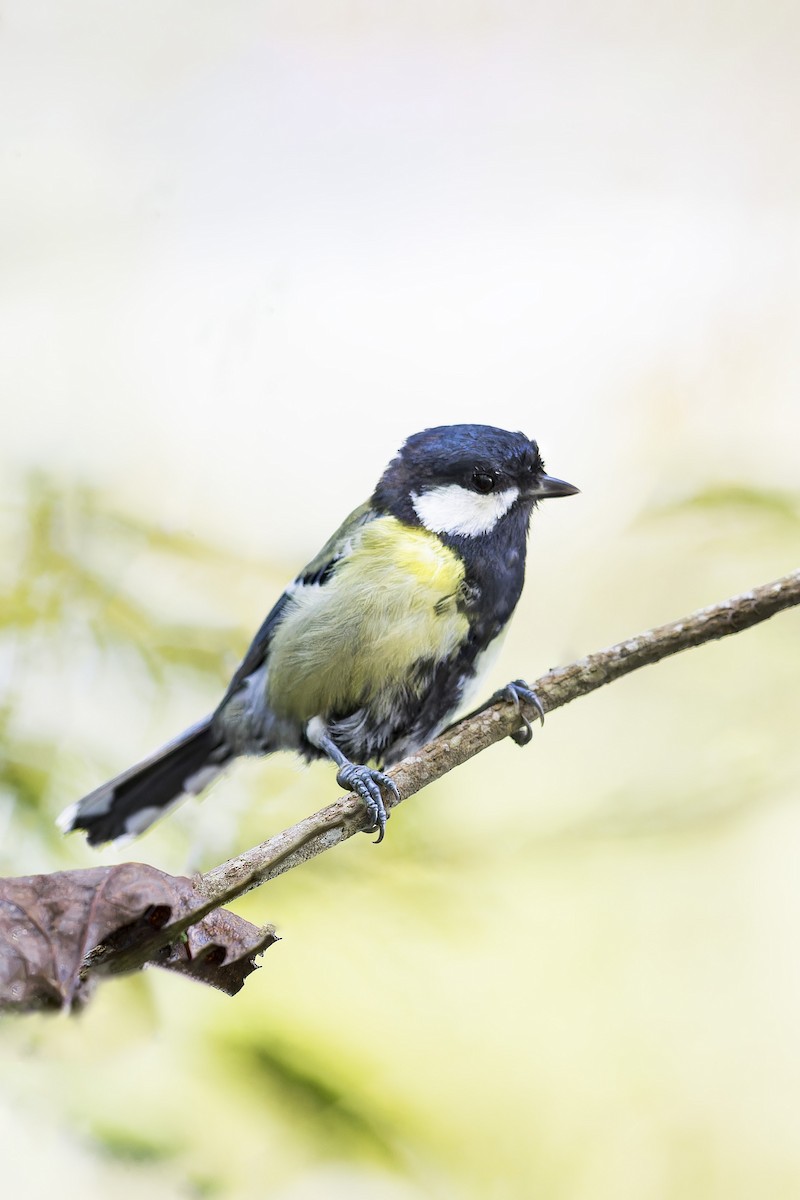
[1,3,799,1198]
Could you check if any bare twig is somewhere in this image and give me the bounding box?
[191,569,800,910]
[7,568,791,1006]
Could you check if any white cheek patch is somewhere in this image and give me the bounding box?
[411,484,519,538]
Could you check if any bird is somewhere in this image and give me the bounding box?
[59,424,579,846]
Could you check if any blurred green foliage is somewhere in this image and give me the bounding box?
[1,471,243,682]
[0,474,248,865]
[0,473,443,1194]
[645,483,800,524]
[222,1037,403,1165]
[1,473,799,1200]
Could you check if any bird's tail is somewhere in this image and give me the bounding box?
[58,715,231,845]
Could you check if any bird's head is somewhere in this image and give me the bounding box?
[373,424,579,539]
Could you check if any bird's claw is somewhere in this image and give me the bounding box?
[336,763,399,844]
[495,679,545,747]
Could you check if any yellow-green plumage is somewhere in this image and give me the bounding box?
[60,424,581,845]
[267,516,469,722]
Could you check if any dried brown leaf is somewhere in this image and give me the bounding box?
[0,863,276,1013]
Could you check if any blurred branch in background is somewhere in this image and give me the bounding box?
[2,568,797,1014]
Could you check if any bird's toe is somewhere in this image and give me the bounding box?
[336,764,396,843]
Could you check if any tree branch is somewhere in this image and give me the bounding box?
[195,568,800,907]
[3,569,798,1010]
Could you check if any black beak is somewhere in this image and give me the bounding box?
[532,473,581,500]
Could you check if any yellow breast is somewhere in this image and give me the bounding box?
[267,517,469,722]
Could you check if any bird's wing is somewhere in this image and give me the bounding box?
[221,500,378,698]
[293,499,378,587]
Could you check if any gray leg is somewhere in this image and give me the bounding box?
[306,718,400,843]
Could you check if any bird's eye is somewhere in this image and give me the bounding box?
[472,471,495,494]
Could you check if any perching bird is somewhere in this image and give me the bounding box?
[59,424,578,846]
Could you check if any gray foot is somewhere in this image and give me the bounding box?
[494,679,545,746]
[336,764,400,843]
